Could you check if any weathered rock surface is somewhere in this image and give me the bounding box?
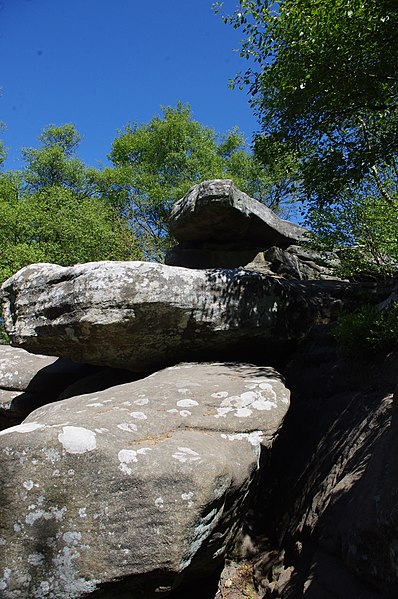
[0,261,310,371]
[2,261,377,372]
[0,345,58,391]
[248,332,398,598]
[168,180,307,248]
[0,345,99,428]
[245,246,341,281]
[0,362,290,598]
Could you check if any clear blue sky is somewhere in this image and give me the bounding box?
[0,0,259,170]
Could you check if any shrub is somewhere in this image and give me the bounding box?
[333,302,398,352]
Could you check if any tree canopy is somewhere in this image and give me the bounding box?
[93,103,293,260]
[0,108,293,281]
[216,0,398,275]
[0,125,141,285]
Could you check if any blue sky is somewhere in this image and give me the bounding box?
[0,0,259,170]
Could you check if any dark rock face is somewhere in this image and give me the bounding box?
[0,362,289,599]
[248,332,398,598]
[169,180,307,248]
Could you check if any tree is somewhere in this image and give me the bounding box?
[93,103,295,260]
[0,121,6,168]
[216,0,398,200]
[22,124,92,196]
[0,125,141,285]
[215,0,398,274]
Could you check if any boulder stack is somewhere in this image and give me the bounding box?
[0,180,395,599]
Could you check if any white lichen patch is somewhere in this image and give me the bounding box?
[43,447,61,463]
[129,411,147,420]
[181,491,194,508]
[58,426,97,454]
[118,447,152,475]
[133,397,149,406]
[179,410,191,418]
[117,422,138,433]
[23,480,37,491]
[155,497,164,509]
[214,380,282,418]
[221,431,264,447]
[25,506,67,526]
[172,447,201,463]
[176,399,199,408]
[28,552,44,566]
[0,422,45,436]
[211,391,229,399]
[235,407,253,418]
[78,508,87,518]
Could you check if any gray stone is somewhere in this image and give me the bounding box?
[245,246,341,280]
[1,261,315,371]
[0,345,58,391]
[169,180,307,248]
[0,345,100,427]
[0,362,290,598]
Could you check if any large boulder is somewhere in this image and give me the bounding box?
[1,261,373,373]
[1,261,315,371]
[166,180,308,270]
[0,362,290,598]
[168,180,307,248]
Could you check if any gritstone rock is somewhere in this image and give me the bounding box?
[0,345,99,428]
[168,180,307,248]
[0,361,289,599]
[1,261,315,371]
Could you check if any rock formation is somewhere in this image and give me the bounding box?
[0,362,289,599]
[0,181,396,598]
[166,179,338,278]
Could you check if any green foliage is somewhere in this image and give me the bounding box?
[22,124,92,196]
[216,0,398,200]
[94,103,295,260]
[216,0,398,276]
[306,194,398,278]
[0,126,141,286]
[333,303,398,351]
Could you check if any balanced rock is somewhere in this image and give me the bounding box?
[169,180,307,247]
[1,261,315,371]
[0,362,289,598]
[166,180,308,270]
